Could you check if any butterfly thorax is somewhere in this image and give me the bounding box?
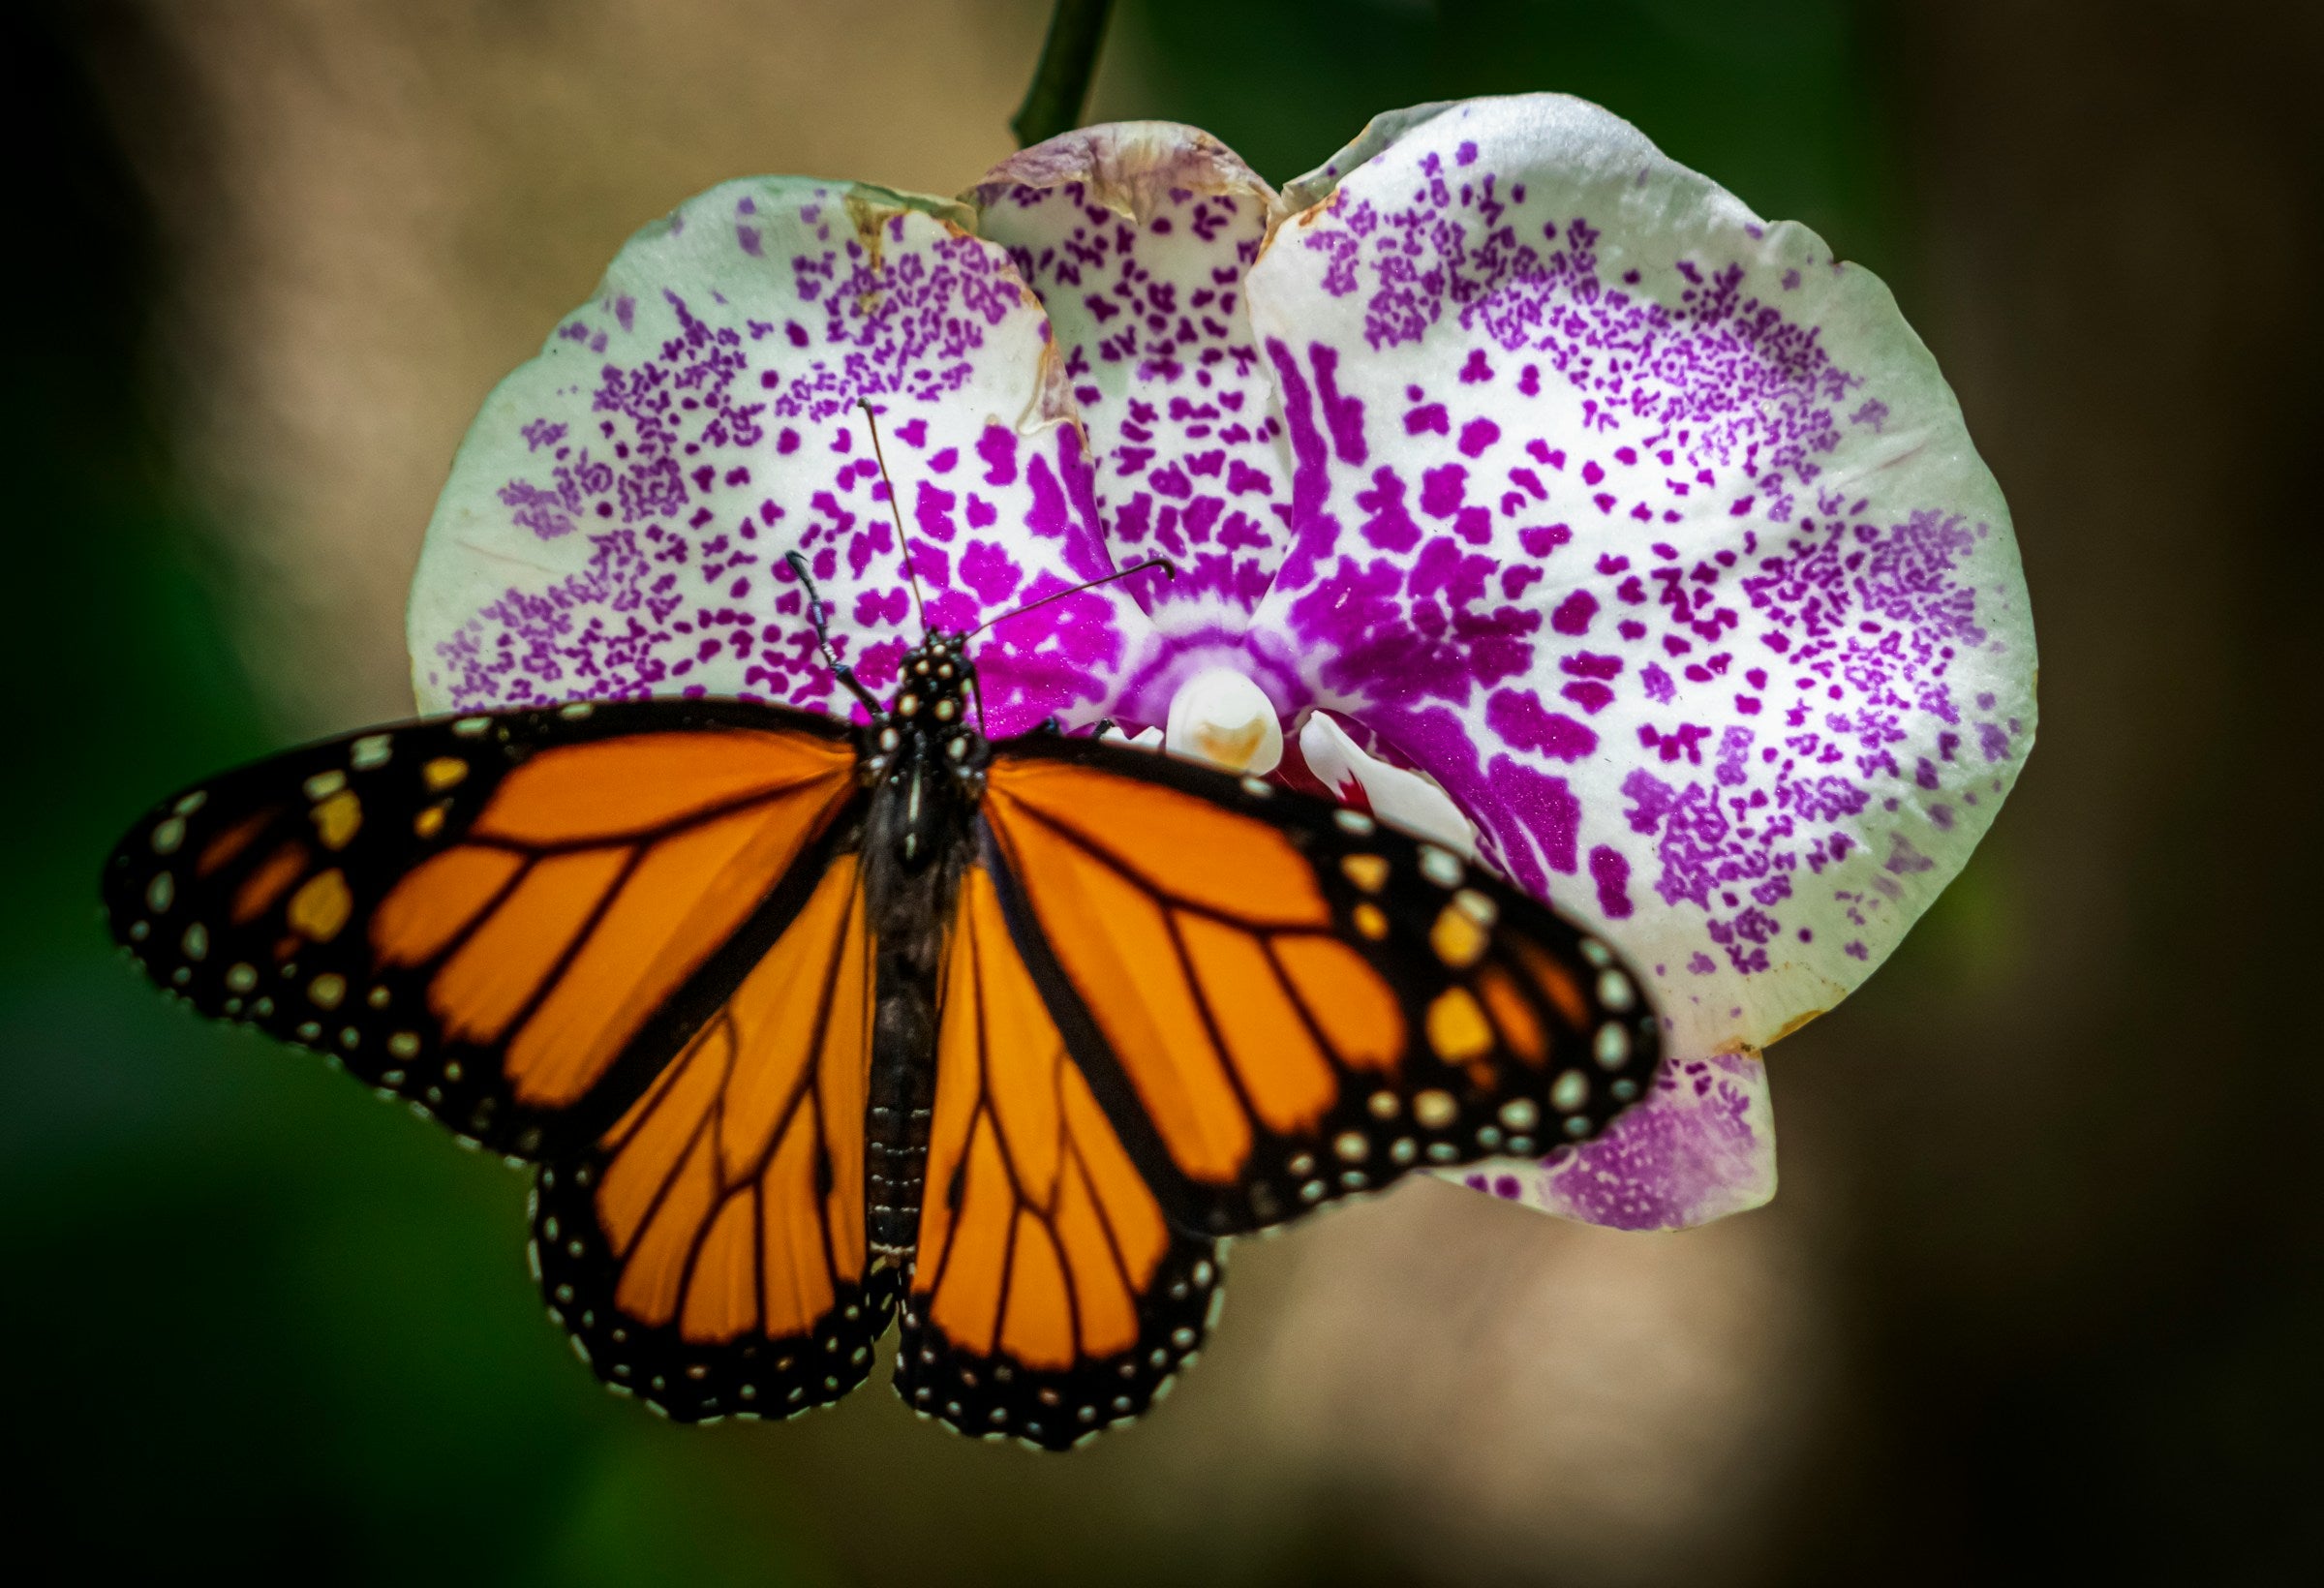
[858,632,988,875]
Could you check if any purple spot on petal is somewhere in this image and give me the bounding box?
[1550,590,1598,636]
[1485,689,1599,762]
[1588,845,1634,918]
[1403,403,1450,437]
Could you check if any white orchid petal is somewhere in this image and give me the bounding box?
[1244,94,2035,1066]
[407,176,1156,733]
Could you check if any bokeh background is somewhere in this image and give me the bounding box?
[6,1,2317,1582]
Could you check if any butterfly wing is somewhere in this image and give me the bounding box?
[532,850,895,1422]
[101,700,864,1158]
[897,855,1224,1450]
[974,736,1664,1238]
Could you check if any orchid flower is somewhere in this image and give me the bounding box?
[409,95,2035,1232]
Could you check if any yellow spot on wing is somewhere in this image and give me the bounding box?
[311,789,362,849]
[288,870,353,942]
[1429,903,1488,968]
[422,757,469,792]
[1425,987,1493,1063]
[1339,853,1389,894]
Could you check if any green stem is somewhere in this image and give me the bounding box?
[1011,0,1117,148]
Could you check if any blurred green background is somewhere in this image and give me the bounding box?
[6,1,2317,1582]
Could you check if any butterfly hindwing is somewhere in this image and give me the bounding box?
[975,736,1664,1238]
[101,699,863,1158]
[896,856,1225,1450]
[533,852,898,1422]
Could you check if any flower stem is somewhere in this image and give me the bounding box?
[1011,0,1116,148]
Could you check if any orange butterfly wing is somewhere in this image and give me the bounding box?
[897,857,1224,1449]
[532,852,894,1421]
[106,693,1666,1447]
[101,701,861,1158]
[974,738,1664,1237]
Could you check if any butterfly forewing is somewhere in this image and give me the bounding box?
[101,700,862,1158]
[974,737,1664,1238]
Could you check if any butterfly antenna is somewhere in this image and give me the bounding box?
[859,398,930,635]
[965,557,1177,639]
[783,550,885,719]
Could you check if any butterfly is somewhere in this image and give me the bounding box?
[100,549,1664,1450]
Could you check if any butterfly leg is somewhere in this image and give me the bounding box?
[784,551,886,721]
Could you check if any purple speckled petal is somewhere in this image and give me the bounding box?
[1244,95,2036,1066]
[1450,1050,1775,1230]
[965,125,1300,714]
[408,177,1147,734]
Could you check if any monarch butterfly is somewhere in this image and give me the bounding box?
[102,536,1663,1450]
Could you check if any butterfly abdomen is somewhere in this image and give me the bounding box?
[862,773,971,1259]
[867,948,937,1259]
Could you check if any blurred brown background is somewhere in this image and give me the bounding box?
[4,1,2317,1582]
